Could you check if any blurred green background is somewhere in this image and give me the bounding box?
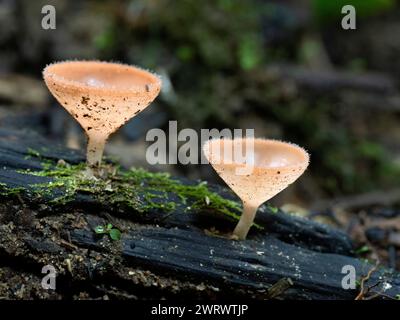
[1,0,400,207]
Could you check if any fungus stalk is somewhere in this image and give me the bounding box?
[232,202,258,240]
[86,133,107,168]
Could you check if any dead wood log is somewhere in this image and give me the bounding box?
[259,64,396,94]
[0,128,399,300]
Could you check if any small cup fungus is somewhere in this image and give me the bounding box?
[43,60,161,169]
[203,138,309,240]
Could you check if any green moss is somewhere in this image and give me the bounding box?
[14,160,262,228]
[0,182,26,197]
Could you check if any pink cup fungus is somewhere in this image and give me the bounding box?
[203,138,309,240]
[43,60,161,170]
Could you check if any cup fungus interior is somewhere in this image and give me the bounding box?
[44,61,161,92]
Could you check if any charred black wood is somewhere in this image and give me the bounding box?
[0,128,399,300]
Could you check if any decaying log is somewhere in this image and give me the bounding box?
[311,189,400,213]
[259,64,396,94]
[0,128,399,300]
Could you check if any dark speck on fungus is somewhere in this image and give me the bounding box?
[81,96,90,105]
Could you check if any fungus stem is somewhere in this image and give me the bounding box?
[86,134,107,168]
[232,202,258,240]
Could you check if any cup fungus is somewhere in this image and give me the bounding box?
[203,138,309,240]
[43,60,161,169]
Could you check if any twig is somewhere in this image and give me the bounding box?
[311,189,400,213]
[355,261,380,300]
[364,292,397,300]
[59,239,78,251]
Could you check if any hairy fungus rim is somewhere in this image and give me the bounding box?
[43,60,162,96]
[203,138,310,171]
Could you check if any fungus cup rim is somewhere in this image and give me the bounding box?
[203,138,310,172]
[43,60,162,96]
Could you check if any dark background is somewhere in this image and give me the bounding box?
[1,0,400,210]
